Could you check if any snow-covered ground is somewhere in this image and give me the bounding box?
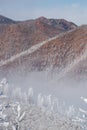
[0,78,87,130]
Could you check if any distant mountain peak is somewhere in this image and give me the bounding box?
[0,14,15,24]
[36,16,49,24]
[0,14,79,75]
[37,16,47,20]
[35,16,77,31]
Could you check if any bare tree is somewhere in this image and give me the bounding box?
[12,103,25,130]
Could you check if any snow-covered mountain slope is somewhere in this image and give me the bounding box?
[0,79,84,130]
[0,99,82,130]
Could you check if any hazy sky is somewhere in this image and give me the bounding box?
[0,0,87,25]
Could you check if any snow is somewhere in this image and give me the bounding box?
[0,78,86,129]
[80,96,87,104]
[79,108,87,115]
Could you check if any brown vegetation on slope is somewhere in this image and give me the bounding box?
[1,25,87,79]
[0,16,77,61]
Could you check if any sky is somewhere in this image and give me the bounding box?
[0,0,87,25]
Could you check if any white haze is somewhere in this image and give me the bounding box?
[0,70,87,129]
[2,70,87,110]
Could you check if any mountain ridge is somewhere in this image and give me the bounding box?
[0,15,16,24]
[0,29,76,67]
[1,25,87,79]
[0,15,77,61]
[1,15,87,79]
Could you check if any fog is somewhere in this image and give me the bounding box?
[1,70,87,110]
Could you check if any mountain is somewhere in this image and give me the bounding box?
[0,16,77,61]
[1,24,87,79]
[1,15,84,78]
[0,15,86,130]
[0,15,16,24]
[36,16,77,30]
